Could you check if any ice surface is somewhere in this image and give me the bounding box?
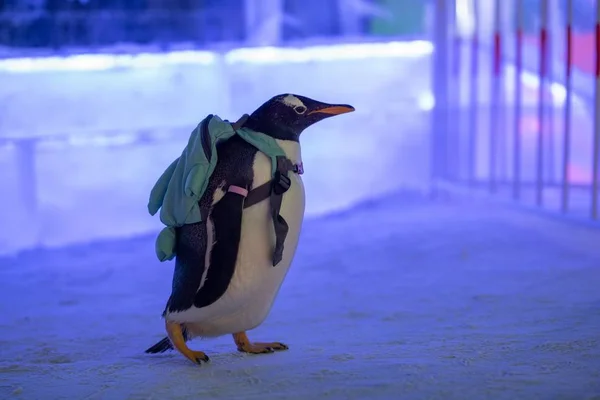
[0,192,599,399]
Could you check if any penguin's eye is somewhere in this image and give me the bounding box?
[294,106,307,115]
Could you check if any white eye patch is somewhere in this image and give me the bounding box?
[281,94,305,108]
[280,94,307,115]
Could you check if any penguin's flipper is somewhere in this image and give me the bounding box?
[232,331,289,354]
[193,184,248,308]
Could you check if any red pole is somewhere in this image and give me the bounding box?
[489,0,501,193]
[546,1,555,186]
[431,0,450,184]
[493,29,501,76]
[513,0,523,200]
[592,1,600,219]
[536,0,548,207]
[561,0,573,213]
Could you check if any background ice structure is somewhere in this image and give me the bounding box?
[1,37,600,400]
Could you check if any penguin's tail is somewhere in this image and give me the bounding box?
[144,337,173,354]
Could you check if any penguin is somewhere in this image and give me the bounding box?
[145,94,354,364]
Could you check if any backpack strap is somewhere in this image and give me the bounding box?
[231,114,249,130]
[243,157,294,209]
[243,156,301,266]
[270,156,294,265]
[229,115,302,266]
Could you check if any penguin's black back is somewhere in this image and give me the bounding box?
[164,135,259,314]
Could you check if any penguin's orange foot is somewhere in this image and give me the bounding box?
[237,342,289,354]
[187,350,210,365]
[253,342,289,351]
[165,320,210,365]
[233,332,289,354]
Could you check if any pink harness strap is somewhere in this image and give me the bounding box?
[228,185,249,197]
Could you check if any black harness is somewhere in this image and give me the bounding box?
[211,114,304,267]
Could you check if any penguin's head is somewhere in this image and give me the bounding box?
[245,94,355,141]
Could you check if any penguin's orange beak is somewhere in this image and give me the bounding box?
[308,105,355,116]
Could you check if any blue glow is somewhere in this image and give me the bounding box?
[0,50,217,73]
[224,40,433,64]
[0,41,432,73]
[1,3,599,397]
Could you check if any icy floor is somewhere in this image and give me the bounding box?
[1,191,600,399]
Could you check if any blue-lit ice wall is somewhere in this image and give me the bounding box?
[0,42,434,255]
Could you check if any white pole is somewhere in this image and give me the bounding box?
[449,0,460,180]
[337,0,362,37]
[468,0,479,185]
[244,0,283,46]
[536,0,548,206]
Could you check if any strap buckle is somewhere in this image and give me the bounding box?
[273,171,291,195]
[293,163,304,175]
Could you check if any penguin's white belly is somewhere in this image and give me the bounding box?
[169,151,305,337]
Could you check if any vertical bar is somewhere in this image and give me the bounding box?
[497,0,509,185]
[561,0,573,213]
[468,0,479,185]
[489,0,501,193]
[546,1,555,186]
[536,0,548,207]
[431,0,440,184]
[337,0,363,36]
[592,1,600,220]
[513,0,523,200]
[431,0,450,184]
[453,10,461,79]
[244,0,283,45]
[448,0,459,181]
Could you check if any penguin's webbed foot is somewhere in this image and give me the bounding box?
[188,350,211,365]
[165,320,210,366]
[233,332,289,354]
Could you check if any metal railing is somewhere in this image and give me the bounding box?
[431,0,600,221]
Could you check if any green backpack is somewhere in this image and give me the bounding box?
[148,114,301,266]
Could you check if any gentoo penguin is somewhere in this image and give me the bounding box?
[145,94,354,364]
